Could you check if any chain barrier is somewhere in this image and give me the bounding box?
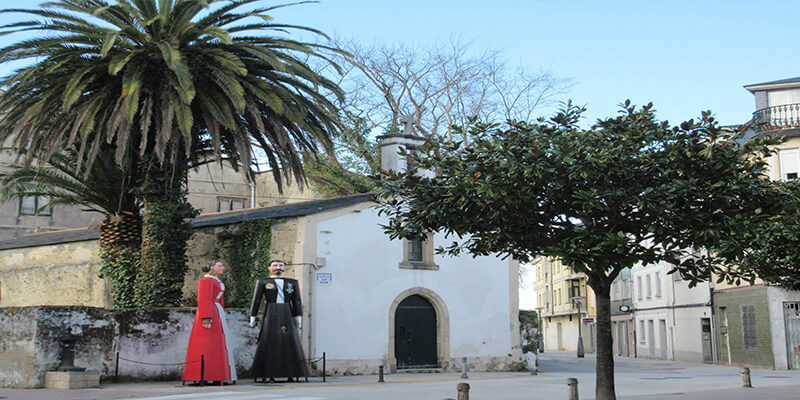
[113,351,328,383]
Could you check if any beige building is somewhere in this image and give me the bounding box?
[0,150,324,240]
[533,257,597,353]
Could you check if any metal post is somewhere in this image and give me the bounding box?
[114,352,119,383]
[567,377,579,400]
[574,298,585,358]
[456,382,470,400]
[740,367,752,388]
[200,354,205,386]
[460,357,468,379]
[378,365,384,383]
[322,352,326,383]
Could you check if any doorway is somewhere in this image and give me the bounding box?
[701,318,713,363]
[394,295,437,369]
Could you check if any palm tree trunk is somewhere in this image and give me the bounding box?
[595,282,617,400]
[99,211,142,308]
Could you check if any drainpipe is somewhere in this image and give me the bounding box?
[249,180,256,208]
[671,265,677,361]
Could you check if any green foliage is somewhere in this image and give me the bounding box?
[376,100,793,399]
[377,101,785,291]
[223,219,277,308]
[99,247,140,309]
[0,0,344,193]
[518,310,539,329]
[305,157,376,197]
[135,170,198,307]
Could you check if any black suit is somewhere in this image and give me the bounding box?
[249,277,309,380]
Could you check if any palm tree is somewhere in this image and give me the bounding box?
[0,143,142,307]
[0,0,343,306]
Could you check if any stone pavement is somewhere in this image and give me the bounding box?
[2,352,800,400]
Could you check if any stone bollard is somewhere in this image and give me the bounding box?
[460,357,469,379]
[457,382,470,400]
[567,377,579,400]
[740,367,752,388]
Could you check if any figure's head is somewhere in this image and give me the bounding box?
[202,260,225,277]
[268,259,286,276]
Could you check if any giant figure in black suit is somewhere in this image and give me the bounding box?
[249,259,310,383]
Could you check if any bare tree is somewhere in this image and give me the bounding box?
[325,36,571,149]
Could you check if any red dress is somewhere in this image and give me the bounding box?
[182,275,237,383]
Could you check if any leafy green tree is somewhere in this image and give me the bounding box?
[0,143,142,307]
[0,0,342,306]
[376,101,783,400]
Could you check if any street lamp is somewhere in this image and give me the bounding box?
[571,296,585,358]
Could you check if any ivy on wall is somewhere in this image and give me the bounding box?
[217,218,279,308]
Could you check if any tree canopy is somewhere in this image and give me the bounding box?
[376,101,792,400]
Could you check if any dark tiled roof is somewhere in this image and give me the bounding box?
[0,227,101,251]
[744,76,800,89]
[191,193,373,228]
[0,193,374,251]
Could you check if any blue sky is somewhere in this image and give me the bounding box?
[0,0,798,129]
[270,0,799,127]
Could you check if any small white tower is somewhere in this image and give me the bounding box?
[378,115,427,173]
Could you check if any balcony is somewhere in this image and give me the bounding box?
[753,103,800,133]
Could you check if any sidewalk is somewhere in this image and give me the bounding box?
[2,352,799,399]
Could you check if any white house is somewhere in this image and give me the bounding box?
[631,261,714,363]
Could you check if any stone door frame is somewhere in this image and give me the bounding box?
[387,287,449,372]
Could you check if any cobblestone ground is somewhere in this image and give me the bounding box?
[2,352,800,399]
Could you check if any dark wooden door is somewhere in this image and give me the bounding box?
[395,294,437,369]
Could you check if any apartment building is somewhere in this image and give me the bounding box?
[533,257,597,353]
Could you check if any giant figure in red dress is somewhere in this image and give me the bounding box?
[183,261,237,384]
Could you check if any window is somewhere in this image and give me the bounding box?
[569,279,581,299]
[19,196,51,216]
[557,288,562,305]
[217,197,247,212]
[646,274,652,299]
[400,231,437,270]
[741,304,758,350]
[637,276,643,300]
[655,272,662,298]
[779,149,800,181]
[639,320,646,343]
[408,238,423,261]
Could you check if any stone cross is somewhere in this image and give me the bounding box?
[399,115,416,135]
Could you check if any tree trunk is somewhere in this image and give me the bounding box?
[595,282,616,400]
[98,211,142,308]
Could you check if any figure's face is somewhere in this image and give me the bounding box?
[211,262,225,276]
[268,261,286,276]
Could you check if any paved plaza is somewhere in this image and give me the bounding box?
[3,352,800,400]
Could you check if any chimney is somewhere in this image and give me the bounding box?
[378,115,427,173]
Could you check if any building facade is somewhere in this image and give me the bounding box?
[533,257,597,353]
[631,261,714,363]
[610,267,635,357]
[706,77,800,370]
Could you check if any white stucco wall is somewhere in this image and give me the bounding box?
[309,205,516,367]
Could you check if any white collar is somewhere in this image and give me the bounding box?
[204,274,221,282]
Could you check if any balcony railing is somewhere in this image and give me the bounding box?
[753,103,800,132]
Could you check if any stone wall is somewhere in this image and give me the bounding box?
[0,218,300,309]
[0,306,258,388]
[0,240,111,308]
